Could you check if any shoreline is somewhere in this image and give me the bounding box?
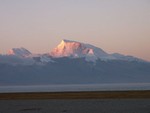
[1,90,150,100]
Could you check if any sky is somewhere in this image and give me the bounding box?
[0,0,150,61]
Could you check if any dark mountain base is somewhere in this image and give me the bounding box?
[0,58,150,85]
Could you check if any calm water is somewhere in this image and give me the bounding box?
[0,83,150,93]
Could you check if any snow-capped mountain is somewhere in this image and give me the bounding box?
[7,47,31,57]
[5,48,53,64]
[0,39,150,85]
[50,39,143,62]
[0,39,144,65]
[111,53,143,62]
[32,54,54,64]
[50,40,108,62]
[0,40,146,65]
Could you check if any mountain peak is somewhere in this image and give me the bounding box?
[62,39,77,43]
[51,39,83,57]
[59,39,80,48]
[50,39,108,61]
[50,39,145,62]
[8,47,31,57]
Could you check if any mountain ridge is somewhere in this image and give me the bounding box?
[50,39,146,62]
[0,39,148,65]
[0,40,150,85]
[7,47,31,57]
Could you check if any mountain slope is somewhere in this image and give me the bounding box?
[0,39,149,85]
[7,47,31,57]
[50,39,144,62]
[0,58,150,85]
[50,40,108,59]
[1,39,145,64]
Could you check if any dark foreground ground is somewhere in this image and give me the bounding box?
[0,91,150,113]
[0,99,150,113]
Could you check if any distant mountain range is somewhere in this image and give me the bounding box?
[0,40,150,85]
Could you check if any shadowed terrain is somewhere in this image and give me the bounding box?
[1,90,150,99]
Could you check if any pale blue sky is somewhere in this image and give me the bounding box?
[0,0,150,60]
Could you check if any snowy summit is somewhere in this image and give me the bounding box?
[50,39,142,62]
[7,47,31,57]
[50,39,109,61]
[1,39,145,64]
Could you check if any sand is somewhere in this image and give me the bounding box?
[0,99,150,113]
